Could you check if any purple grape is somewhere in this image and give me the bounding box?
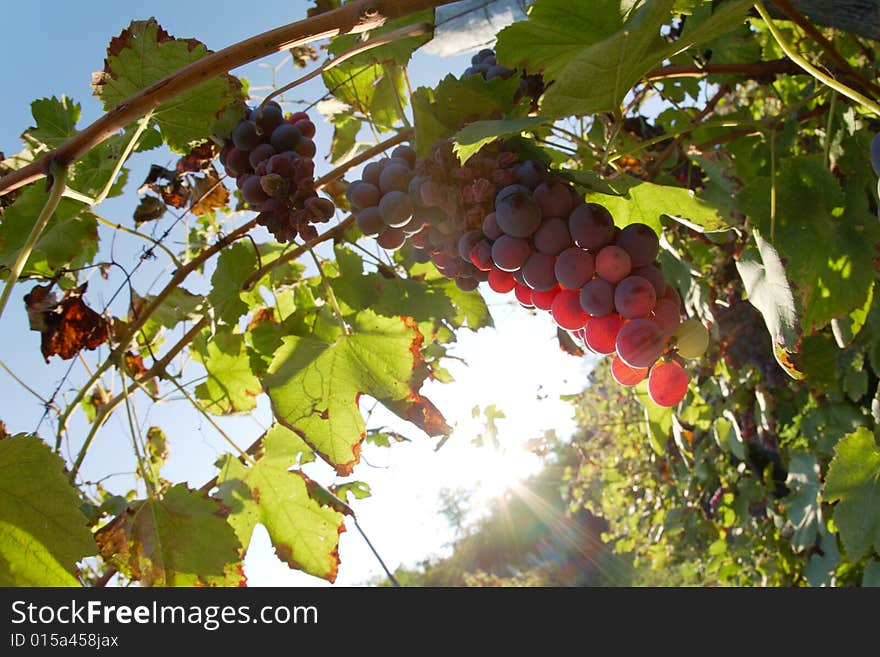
[554,247,595,290]
[495,185,542,237]
[580,279,615,316]
[617,223,660,268]
[522,252,558,291]
[491,235,532,272]
[569,203,615,251]
[270,124,302,152]
[533,217,572,255]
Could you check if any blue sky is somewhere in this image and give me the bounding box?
[0,0,593,586]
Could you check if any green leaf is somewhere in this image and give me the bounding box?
[95,483,243,586]
[737,155,880,333]
[832,282,874,348]
[138,286,205,344]
[329,112,362,163]
[217,456,344,582]
[804,524,841,587]
[863,560,880,587]
[264,311,428,475]
[635,381,671,455]
[823,427,880,561]
[0,434,96,586]
[24,96,80,148]
[782,452,821,551]
[260,423,314,468]
[585,176,729,233]
[0,185,99,280]
[192,330,262,415]
[735,230,802,378]
[453,116,548,164]
[92,19,243,153]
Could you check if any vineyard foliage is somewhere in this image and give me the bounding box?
[1,0,880,587]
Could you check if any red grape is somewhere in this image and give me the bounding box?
[616,318,666,368]
[584,313,624,355]
[554,247,595,290]
[491,235,532,272]
[648,360,689,407]
[551,289,590,330]
[595,245,632,283]
[488,268,516,294]
[611,355,648,386]
[614,275,657,319]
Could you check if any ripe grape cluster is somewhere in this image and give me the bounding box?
[220,101,335,242]
[346,140,708,406]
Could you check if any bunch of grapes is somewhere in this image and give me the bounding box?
[220,101,335,242]
[461,48,545,110]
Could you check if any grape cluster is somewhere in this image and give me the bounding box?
[346,140,708,406]
[220,101,335,242]
[461,48,545,110]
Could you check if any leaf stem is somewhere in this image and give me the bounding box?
[308,248,349,334]
[754,2,880,116]
[92,111,154,207]
[0,161,68,321]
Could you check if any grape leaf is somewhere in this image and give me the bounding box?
[782,451,821,551]
[735,230,803,379]
[192,330,262,415]
[737,155,880,334]
[95,483,244,586]
[135,286,205,345]
[585,176,729,233]
[260,423,315,468]
[216,456,344,582]
[0,434,96,586]
[264,311,432,475]
[864,560,880,587]
[453,116,548,164]
[24,96,80,149]
[822,427,880,561]
[0,185,99,279]
[92,19,243,153]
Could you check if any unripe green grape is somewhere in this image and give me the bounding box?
[674,319,709,359]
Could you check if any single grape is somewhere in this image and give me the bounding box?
[595,245,632,283]
[674,319,710,359]
[579,278,615,317]
[259,173,286,197]
[615,318,666,368]
[392,144,417,168]
[469,240,494,271]
[584,313,624,355]
[455,276,479,292]
[515,160,546,189]
[495,185,542,237]
[266,153,295,177]
[533,217,572,255]
[551,289,590,331]
[362,161,384,186]
[288,111,310,124]
[533,181,575,218]
[377,227,406,251]
[648,360,689,407]
[225,148,251,177]
[356,207,384,237]
[482,212,503,240]
[522,252,558,291]
[614,275,657,319]
[412,247,431,264]
[458,230,484,261]
[532,286,560,311]
[652,298,681,336]
[514,282,534,307]
[554,247,595,290]
[349,182,381,209]
[632,265,666,298]
[611,355,648,387]
[232,120,261,151]
[270,124,303,152]
[379,163,412,194]
[241,175,269,205]
[569,203,615,251]
[305,197,335,222]
[296,138,317,158]
[617,222,660,268]
[293,118,316,139]
[488,268,516,294]
[378,191,413,228]
[248,143,276,168]
[491,235,532,271]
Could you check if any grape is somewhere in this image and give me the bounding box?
[533,217,572,255]
[674,319,709,359]
[259,173,285,197]
[522,253,558,291]
[225,148,251,177]
[455,276,479,292]
[595,245,632,284]
[378,191,413,228]
[617,222,660,268]
[486,65,513,80]
[615,319,666,368]
[412,247,431,263]
[266,153,295,177]
[296,138,317,158]
[379,163,412,194]
[554,247,595,290]
[288,111,310,124]
[648,361,689,407]
[632,265,666,298]
[469,240,493,271]
[488,268,516,294]
[611,355,648,387]
[584,313,623,355]
[377,227,406,250]
[532,286,560,311]
[305,197,335,222]
[356,207,385,237]
[349,182,381,209]
[872,133,880,176]
[458,230,483,261]
[569,203,615,251]
[482,212,503,240]
[253,103,284,134]
[663,285,682,311]
[462,66,479,78]
[293,118,316,139]
[232,120,261,151]
[652,298,681,336]
[362,161,384,186]
[515,160,546,189]
[533,181,575,218]
[495,185,542,237]
[514,282,534,307]
[551,289,590,330]
[401,216,426,236]
[270,124,303,152]
[472,48,495,65]
[614,275,657,319]
[579,279,615,317]
[241,176,269,205]
[249,143,276,168]
[491,235,532,271]
[392,145,417,168]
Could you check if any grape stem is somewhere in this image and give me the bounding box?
[0,161,68,322]
[753,2,880,116]
[0,0,457,197]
